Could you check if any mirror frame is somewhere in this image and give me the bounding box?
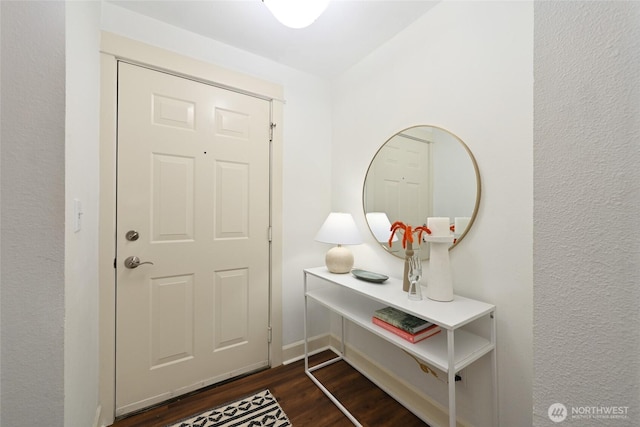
[362,125,481,259]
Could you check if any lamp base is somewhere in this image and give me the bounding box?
[325,245,354,274]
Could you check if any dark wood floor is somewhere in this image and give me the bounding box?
[110,350,428,427]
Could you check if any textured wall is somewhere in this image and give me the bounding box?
[533,2,640,425]
[0,2,66,426]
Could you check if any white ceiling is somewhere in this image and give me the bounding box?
[108,0,438,78]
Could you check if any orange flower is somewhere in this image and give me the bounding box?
[389,222,431,249]
[415,225,431,243]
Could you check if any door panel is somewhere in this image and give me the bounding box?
[215,161,249,239]
[214,268,249,349]
[152,154,195,241]
[115,62,271,416]
[150,274,195,368]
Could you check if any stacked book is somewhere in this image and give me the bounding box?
[372,306,441,344]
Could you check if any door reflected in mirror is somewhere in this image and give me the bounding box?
[363,125,480,259]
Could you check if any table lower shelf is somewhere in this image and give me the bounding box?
[306,286,494,373]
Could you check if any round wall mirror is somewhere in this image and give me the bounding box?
[363,125,481,259]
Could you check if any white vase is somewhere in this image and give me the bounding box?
[426,237,454,302]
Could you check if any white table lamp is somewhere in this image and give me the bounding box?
[315,213,363,273]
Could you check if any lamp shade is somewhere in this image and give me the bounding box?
[263,0,330,29]
[315,213,362,245]
[365,212,398,243]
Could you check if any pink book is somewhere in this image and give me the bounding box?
[372,317,441,343]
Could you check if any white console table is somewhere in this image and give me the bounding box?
[303,267,497,427]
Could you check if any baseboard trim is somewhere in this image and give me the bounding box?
[284,334,471,427]
[282,333,331,365]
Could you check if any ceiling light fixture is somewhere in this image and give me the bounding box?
[262,0,330,29]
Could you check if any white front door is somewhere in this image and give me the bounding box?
[115,62,271,416]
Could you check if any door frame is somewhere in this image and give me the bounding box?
[98,32,284,426]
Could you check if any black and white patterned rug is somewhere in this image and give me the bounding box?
[167,389,292,427]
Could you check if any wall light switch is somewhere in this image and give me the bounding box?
[73,198,83,232]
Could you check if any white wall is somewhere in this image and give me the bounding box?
[331,2,533,426]
[65,2,102,427]
[0,2,66,425]
[533,2,640,425]
[100,2,333,345]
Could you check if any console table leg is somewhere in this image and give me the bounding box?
[303,271,309,372]
[491,310,498,426]
[447,329,456,427]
